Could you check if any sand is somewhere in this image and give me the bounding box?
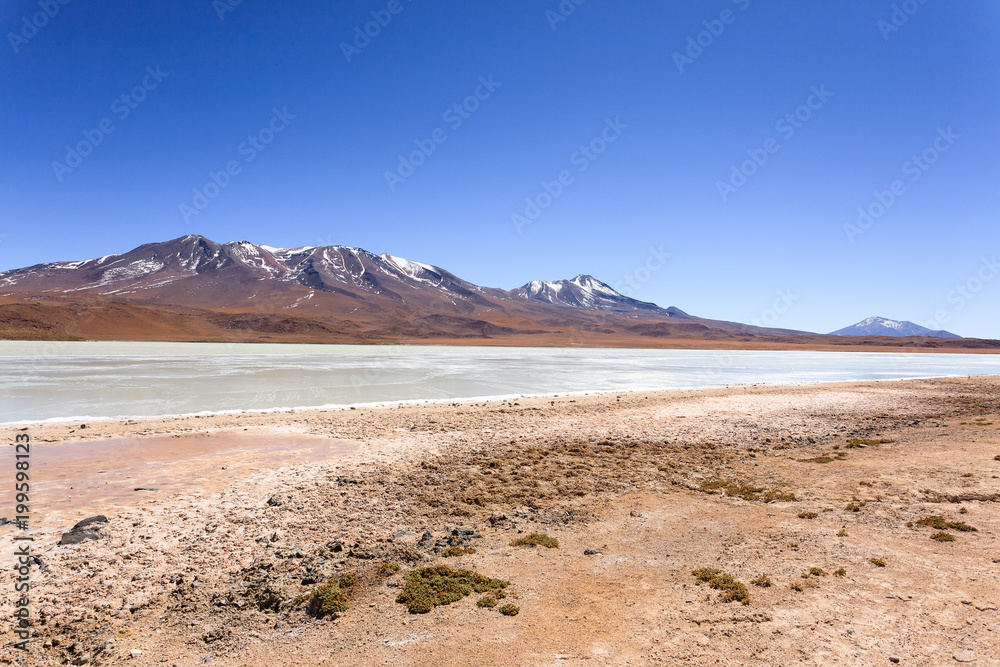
[2,377,999,666]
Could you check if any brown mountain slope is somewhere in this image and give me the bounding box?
[0,235,996,350]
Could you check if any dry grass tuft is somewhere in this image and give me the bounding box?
[510,533,559,548]
[845,499,867,512]
[692,568,751,605]
[442,546,477,557]
[498,603,520,616]
[699,479,797,503]
[914,515,977,532]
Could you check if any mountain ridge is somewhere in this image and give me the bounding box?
[1,236,993,349]
[830,316,961,339]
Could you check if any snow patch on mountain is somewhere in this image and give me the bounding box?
[830,316,961,339]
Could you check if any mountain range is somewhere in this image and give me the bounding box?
[830,316,960,339]
[0,235,993,349]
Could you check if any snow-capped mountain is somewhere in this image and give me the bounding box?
[0,235,689,319]
[829,316,960,339]
[511,275,687,316]
[0,235,830,343]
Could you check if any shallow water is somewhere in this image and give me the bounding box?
[2,341,999,423]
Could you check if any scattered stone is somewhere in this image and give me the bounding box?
[72,515,108,530]
[584,549,600,556]
[129,649,143,658]
[60,516,109,545]
[266,495,284,507]
[953,649,976,662]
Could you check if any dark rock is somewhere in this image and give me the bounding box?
[584,549,600,556]
[133,487,158,492]
[60,529,101,545]
[60,516,109,545]
[72,515,108,531]
[348,548,376,560]
[266,495,284,507]
[0,517,12,526]
[328,540,344,553]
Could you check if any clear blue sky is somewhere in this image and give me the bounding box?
[2,1,998,337]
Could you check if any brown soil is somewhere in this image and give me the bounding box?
[2,377,999,665]
[2,297,998,351]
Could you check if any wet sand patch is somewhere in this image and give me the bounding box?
[4,431,356,519]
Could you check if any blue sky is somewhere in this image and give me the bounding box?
[1,0,998,337]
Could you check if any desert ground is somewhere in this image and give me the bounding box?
[2,377,1000,666]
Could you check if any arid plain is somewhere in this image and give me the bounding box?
[2,377,999,666]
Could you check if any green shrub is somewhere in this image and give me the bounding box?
[308,581,349,618]
[396,565,508,614]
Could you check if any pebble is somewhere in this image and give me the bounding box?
[953,649,976,663]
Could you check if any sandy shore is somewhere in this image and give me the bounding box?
[2,377,1000,666]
